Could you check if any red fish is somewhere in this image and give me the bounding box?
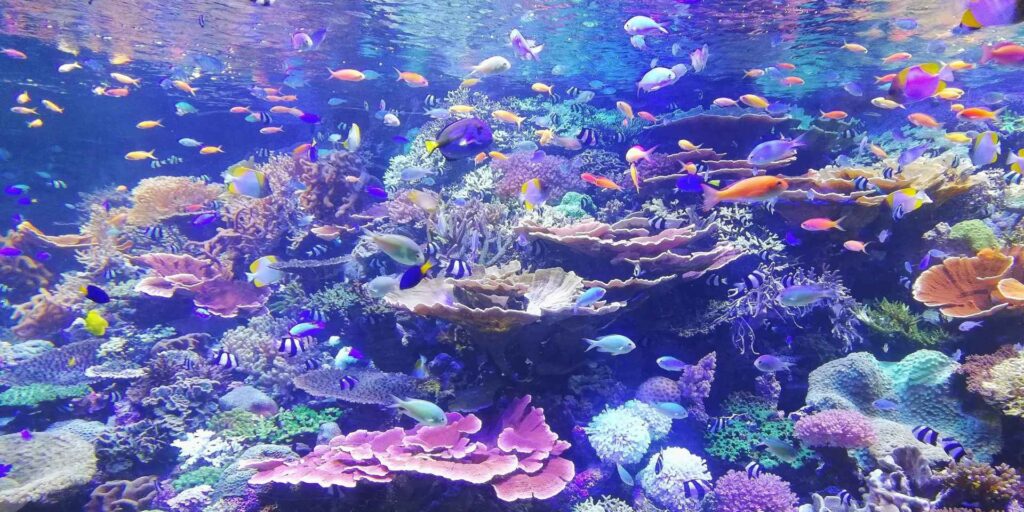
[581,172,622,190]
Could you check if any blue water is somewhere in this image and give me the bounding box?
[1,0,1024,510]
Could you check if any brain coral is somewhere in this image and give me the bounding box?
[636,376,682,404]
[0,431,97,511]
[713,470,799,512]
[585,406,651,465]
[638,447,711,512]
[805,350,1002,462]
[794,409,877,449]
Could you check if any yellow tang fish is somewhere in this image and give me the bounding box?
[83,310,109,337]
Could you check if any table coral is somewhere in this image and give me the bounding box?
[132,252,270,318]
[0,431,97,511]
[912,246,1024,319]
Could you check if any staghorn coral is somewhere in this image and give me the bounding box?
[219,314,308,398]
[434,197,516,266]
[126,176,221,226]
[573,496,635,512]
[0,431,97,511]
[957,345,1024,417]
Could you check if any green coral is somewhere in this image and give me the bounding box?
[856,299,946,347]
[209,406,342,444]
[308,282,360,316]
[173,466,224,491]
[553,192,595,219]
[705,392,814,470]
[949,220,999,252]
[0,383,90,407]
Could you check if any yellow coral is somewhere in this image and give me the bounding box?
[126,176,222,226]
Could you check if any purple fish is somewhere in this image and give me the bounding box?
[766,102,791,115]
[0,247,22,257]
[392,136,409,144]
[784,231,802,246]
[676,174,703,193]
[843,82,863,96]
[918,252,932,270]
[16,196,31,206]
[531,150,546,162]
[0,463,10,478]
[299,112,321,124]
[11,214,23,224]
[4,185,26,196]
[308,142,318,163]
[192,212,217,226]
[34,251,51,261]
[898,144,929,167]
[19,429,31,441]
[365,186,388,200]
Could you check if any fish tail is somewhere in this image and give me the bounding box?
[583,339,597,351]
[147,150,156,159]
[388,395,404,408]
[393,67,403,81]
[981,44,993,65]
[701,184,721,210]
[424,139,439,155]
[835,215,848,231]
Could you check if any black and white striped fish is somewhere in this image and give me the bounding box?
[103,267,118,281]
[853,176,878,192]
[279,336,309,357]
[339,375,358,390]
[706,274,730,288]
[576,128,599,146]
[941,436,967,462]
[838,490,855,507]
[424,94,439,108]
[683,479,712,500]
[899,276,912,289]
[306,244,328,257]
[527,239,546,258]
[913,425,940,445]
[565,86,580,97]
[248,111,273,124]
[745,461,763,478]
[841,128,858,139]
[649,216,682,231]
[708,414,745,433]
[214,350,238,369]
[144,225,164,241]
[183,355,198,371]
[695,162,710,173]
[424,240,442,259]
[882,166,896,179]
[299,308,328,324]
[729,270,767,296]
[106,389,124,403]
[1005,171,1023,185]
[756,249,775,263]
[48,179,67,189]
[304,358,321,371]
[444,259,472,279]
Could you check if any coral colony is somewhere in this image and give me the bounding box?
[3,0,1024,511]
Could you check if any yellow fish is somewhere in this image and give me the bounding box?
[678,139,703,151]
[10,106,37,115]
[491,110,524,128]
[173,80,198,96]
[27,119,42,128]
[885,187,932,218]
[42,100,63,113]
[630,163,640,193]
[68,356,77,368]
[459,78,481,89]
[488,151,508,161]
[947,60,975,71]
[535,129,554,145]
[136,120,163,129]
[125,150,156,160]
[448,105,475,114]
[841,41,868,53]
[869,144,888,159]
[109,54,132,65]
[58,62,82,73]
[738,94,769,109]
[531,83,554,96]
[935,88,964,100]
[199,145,224,155]
[110,72,141,86]
[616,101,634,124]
[944,132,972,144]
[83,310,109,337]
[16,91,30,104]
[871,97,905,110]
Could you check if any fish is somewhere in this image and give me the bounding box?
[748,136,804,166]
[760,437,800,462]
[144,225,164,241]
[959,320,983,331]
[581,173,622,191]
[746,461,763,478]
[246,255,283,287]
[780,284,836,307]
[80,284,110,304]
[492,110,525,128]
[289,321,325,337]
[577,128,600,146]
[394,68,428,87]
[9,106,38,116]
[616,464,634,486]
[683,480,711,500]
[871,97,905,109]
[981,41,1024,65]
[941,437,968,462]
[841,41,868,52]
[172,80,198,96]
[638,67,682,92]
[391,397,447,426]
[278,336,309,357]
[654,402,689,419]
[1,48,27,59]
[574,287,606,312]
[913,425,940,445]
[754,354,796,372]
[624,15,668,35]
[873,399,900,411]
[411,355,428,379]
[843,240,870,253]
[739,94,769,108]
[224,165,271,198]
[468,56,512,76]
[333,346,365,370]
[214,350,238,369]
[888,62,953,103]
[337,375,359,391]
[616,101,634,124]
[960,0,1024,30]
[886,188,932,219]
[425,118,493,159]
[363,229,424,266]
[199,145,224,155]
[400,260,435,290]
[972,131,1001,166]
[582,335,636,355]
[443,259,472,279]
[958,106,1004,121]
[175,102,198,116]
[800,217,845,231]
[907,113,940,128]
[509,29,544,61]
[83,310,108,337]
[41,100,63,113]
[0,463,11,479]
[625,145,657,164]
[19,429,31,441]
[701,176,788,210]
[690,44,709,73]
[328,68,365,81]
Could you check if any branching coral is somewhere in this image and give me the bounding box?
[937,461,1023,509]
[141,377,221,432]
[704,392,814,469]
[126,176,221,226]
[209,406,342,444]
[434,198,516,266]
[493,151,582,202]
[856,299,947,347]
[297,150,365,224]
[958,345,1024,417]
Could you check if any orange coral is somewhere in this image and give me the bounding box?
[10,290,74,339]
[912,247,1024,319]
[126,176,221,226]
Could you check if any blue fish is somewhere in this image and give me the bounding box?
[0,463,11,478]
[81,284,110,304]
[574,287,606,312]
[192,212,217,226]
[289,321,325,337]
[898,144,929,168]
[872,398,899,411]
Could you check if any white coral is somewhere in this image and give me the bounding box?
[167,484,214,511]
[172,429,239,470]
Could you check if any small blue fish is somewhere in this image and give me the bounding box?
[784,231,802,246]
[654,402,689,419]
[574,287,606,312]
[34,251,50,261]
[959,321,983,332]
[299,112,321,124]
[656,356,686,371]
[754,354,796,373]
[19,429,31,441]
[365,186,388,200]
[898,144,929,168]
[843,82,863,96]
[582,335,636,355]
[616,463,634,486]
[531,150,546,162]
[328,98,346,106]
[392,136,409,143]
[192,212,217,226]
[872,398,900,411]
[289,321,325,337]
[0,463,11,478]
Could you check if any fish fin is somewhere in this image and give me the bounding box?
[583,339,597,352]
[700,184,721,210]
[835,215,848,231]
[388,395,405,408]
[981,43,993,64]
[424,139,439,155]
[393,67,403,81]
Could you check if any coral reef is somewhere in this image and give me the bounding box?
[0,431,97,511]
[713,470,799,512]
[793,409,877,449]
[85,476,158,512]
[638,447,711,512]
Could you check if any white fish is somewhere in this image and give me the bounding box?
[469,56,511,76]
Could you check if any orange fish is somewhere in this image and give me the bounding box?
[951,103,965,113]
[820,110,848,120]
[637,111,657,122]
[230,106,250,114]
[172,80,198,96]
[777,62,796,70]
[800,216,845,231]
[328,68,365,81]
[629,163,640,193]
[104,88,130,97]
[279,95,298,102]
[581,172,622,190]
[488,151,508,161]
[875,73,897,84]
[907,112,941,128]
[843,240,870,253]
[2,48,28,59]
[269,106,294,114]
[266,95,285,102]
[474,152,488,165]
[292,143,312,157]
[744,69,765,78]
[957,106,1003,121]
[780,76,805,86]
[981,42,1024,65]
[395,68,429,87]
[869,144,888,159]
[882,52,912,64]
[701,175,788,210]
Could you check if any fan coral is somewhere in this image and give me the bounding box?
[0,431,97,511]
[937,461,1023,509]
[638,447,711,512]
[85,476,158,512]
[126,176,221,226]
[794,409,877,449]
[244,396,575,502]
[713,470,799,512]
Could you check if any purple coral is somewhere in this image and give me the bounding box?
[794,409,876,449]
[714,470,799,512]
[677,351,716,422]
[493,152,581,202]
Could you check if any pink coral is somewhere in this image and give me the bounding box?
[714,470,799,512]
[131,253,269,318]
[243,395,574,502]
[493,152,582,202]
[794,409,877,449]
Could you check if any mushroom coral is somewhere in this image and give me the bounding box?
[912,246,1024,319]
